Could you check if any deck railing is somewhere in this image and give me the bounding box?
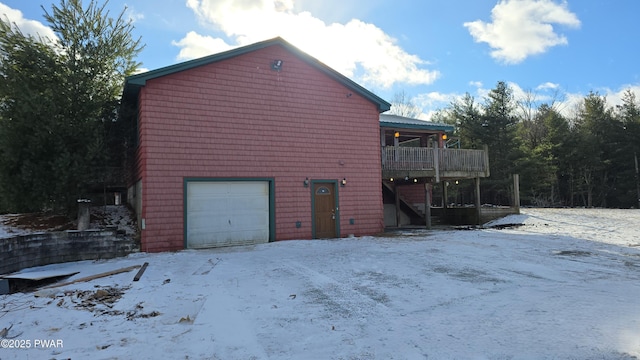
[382,146,489,175]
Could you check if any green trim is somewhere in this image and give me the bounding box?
[380,114,454,132]
[310,179,340,239]
[182,177,276,249]
[380,121,454,132]
[124,37,390,113]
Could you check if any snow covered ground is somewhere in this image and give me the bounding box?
[1,208,640,359]
[0,205,138,238]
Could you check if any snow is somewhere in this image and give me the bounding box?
[0,205,137,238]
[0,214,32,238]
[1,208,640,359]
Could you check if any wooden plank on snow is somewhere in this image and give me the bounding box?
[40,265,141,289]
[133,262,149,281]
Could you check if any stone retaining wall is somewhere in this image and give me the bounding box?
[0,229,139,275]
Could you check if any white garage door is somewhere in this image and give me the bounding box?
[186,181,270,248]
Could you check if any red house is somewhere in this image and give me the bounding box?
[122,37,391,252]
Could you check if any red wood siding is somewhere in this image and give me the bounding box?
[397,184,427,205]
[137,44,383,252]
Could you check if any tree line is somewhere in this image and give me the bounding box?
[2,1,638,216]
[432,81,640,208]
[0,0,142,215]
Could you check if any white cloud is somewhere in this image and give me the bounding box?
[464,0,580,64]
[0,3,57,42]
[124,5,145,23]
[538,84,640,119]
[414,81,640,123]
[413,91,462,120]
[555,91,585,118]
[133,67,150,74]
[171,31,234,60]
[415,91,454,109]
[413,81,567,121]
[536,82,560,90]
[595,85,640,111]
[175,0,439,89]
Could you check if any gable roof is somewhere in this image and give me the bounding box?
[123,37,391,113]
[380,114,454,132]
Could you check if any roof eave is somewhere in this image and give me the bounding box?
[380,122,454,132]
[122,37,391,113]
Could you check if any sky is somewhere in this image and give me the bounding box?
[1,0,640,119]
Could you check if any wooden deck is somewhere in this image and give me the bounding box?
[382,146,490,180]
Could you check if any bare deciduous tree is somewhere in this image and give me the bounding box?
[389,90,421,118]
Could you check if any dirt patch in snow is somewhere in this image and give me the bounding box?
[47,285,160,320]
[0,205,138,238]
[486,223,525,230]
[1,213,74,232]
[72,286,130,311]
[554,250,592,257]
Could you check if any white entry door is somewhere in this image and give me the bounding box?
[186,181,270,248]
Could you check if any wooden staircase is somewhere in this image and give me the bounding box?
[382,180,425,225]
[382,181,447,226]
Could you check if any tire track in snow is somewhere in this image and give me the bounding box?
[194,288,269,359]
[285,261,391,320]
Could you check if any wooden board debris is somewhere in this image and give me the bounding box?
[1,270,79,281]
[133,262,149,281]
[40,265,141,290]
[2,270,80,294]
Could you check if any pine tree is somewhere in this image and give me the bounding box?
[613,90,640,207]
[0,0,143,213]
[451,93,484,150]
[480,81,521,204]
[572,92,616,207]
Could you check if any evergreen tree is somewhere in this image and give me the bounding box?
[481,81,520,204]
[0,23,66,211]
[572,92,616,207]
[0,0,143,213]
[540,105,573,205]
[449,93,484,149]
[613,89,640,207]
[519,104,571,206]
[434,85,640,208]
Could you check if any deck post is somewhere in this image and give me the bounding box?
[393,131,399,162]
[483,145,490,177]
[474,177,481,226]
[434,146,440,183]
[513,174,520,213]
[635,151,640,209]
[442,181,448,209]
[380,130,386,168]
[425,182,432,229]
[442,181,448,222]
[395,185,401,227]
